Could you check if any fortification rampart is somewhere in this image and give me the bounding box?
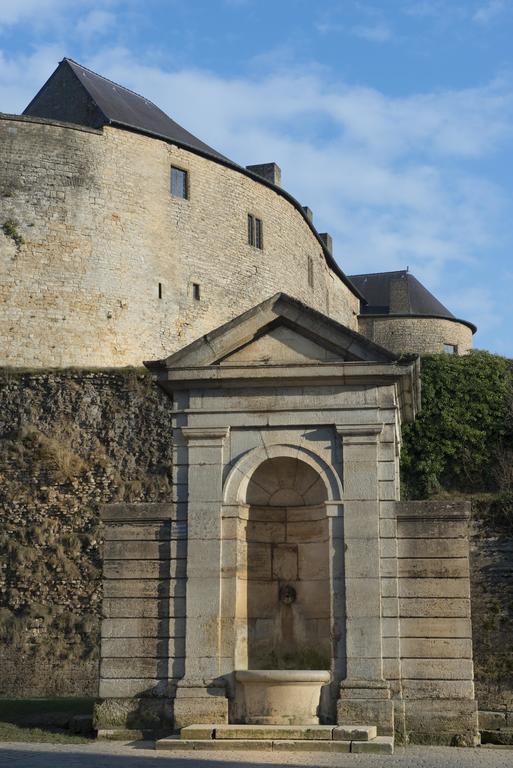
[0,115,359,368]
[358,315,473,357]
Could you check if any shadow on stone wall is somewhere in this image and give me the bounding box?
[470,505,513,713]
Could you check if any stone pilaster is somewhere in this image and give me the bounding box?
[173,426,230,728]
[336,425,393,735]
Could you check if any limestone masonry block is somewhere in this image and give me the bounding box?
[333,725,377,741]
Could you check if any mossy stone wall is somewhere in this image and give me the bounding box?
[0,369,173,696]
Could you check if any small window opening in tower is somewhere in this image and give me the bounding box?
[308,255,314,288]
[158,282,163,299]
[248,214,263,249]
[443,343,458,354]
[193,283,201,301]
[171,166,188,199]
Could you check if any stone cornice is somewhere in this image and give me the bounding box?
[181,426,230,442]
[337,424,384,444]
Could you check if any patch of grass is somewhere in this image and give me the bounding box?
[471,493,513,534]
[0,365,149,377]
[8,425,86,483]
[2,219,24,248]
[0,697,94,723]
[0,722,90,744]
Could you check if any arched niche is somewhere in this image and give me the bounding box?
[223,443,343,507]
[241,456,332,670]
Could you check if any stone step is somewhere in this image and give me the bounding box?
[180,723,377,741]
[352,737,395,754]
[156,735,394,754]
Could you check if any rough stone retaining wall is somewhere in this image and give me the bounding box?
[470,517,513,718]
[0,369,173,696]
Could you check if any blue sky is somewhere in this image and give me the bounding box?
[1,0,513,354]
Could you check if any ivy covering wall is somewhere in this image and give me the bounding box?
[401,351,513,711]
[401,351,513,502]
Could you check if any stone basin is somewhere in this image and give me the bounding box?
[235,669,331,725]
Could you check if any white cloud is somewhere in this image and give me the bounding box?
[404,1,460,18]
[0,46,65,113]
[404,0,509,25]
[404,1,437,15]
[350,23,392,42]
[473,0,507,24]
[0,0,121,32]
[442,287,498,335]
[76,9,116,38]
[0,0,66,26]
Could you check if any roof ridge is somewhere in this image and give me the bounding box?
[349,269,408,278]
[63,58,164,113]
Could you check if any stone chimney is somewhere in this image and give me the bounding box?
[246,162,281,187]
[319,232,333,254]
[302,206,313,223]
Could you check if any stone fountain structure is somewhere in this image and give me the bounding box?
[96,294,478,752]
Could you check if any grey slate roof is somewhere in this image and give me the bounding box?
[349,270,476,333]
[25,58,228,161]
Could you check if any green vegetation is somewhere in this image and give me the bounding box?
[0,605,100,660]
[0,698,94,743]
[2,219,24,248]
[0,722,89,743]
[478,491,513,530]
[401,351,513,504]
[0,697,94,721]
[7,424,87,484]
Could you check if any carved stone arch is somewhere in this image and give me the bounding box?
[223,443,343,506]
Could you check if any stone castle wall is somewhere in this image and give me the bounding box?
[358,316,473,357]
[0,115,359,368]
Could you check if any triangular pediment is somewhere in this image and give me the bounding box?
[146,294,397,371]
[220,323,346,365]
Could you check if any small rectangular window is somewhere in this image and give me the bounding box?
[158,282,163,299]
[255,217,263,249]
[248,213,263,249]
[193,283,201,301]
[307,255,314,288]
[171,166,188,199]
[443,343,458,354]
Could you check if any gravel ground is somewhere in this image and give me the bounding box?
[0,742,512,768]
